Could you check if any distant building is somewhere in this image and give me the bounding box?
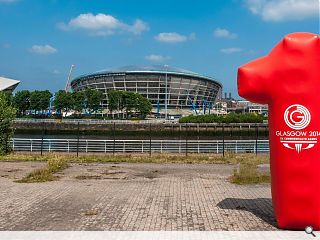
[214,92,237,114]
[71,65,222,116]
[236,100,268,114]
[215,93,268,115]
[0,77,20,92]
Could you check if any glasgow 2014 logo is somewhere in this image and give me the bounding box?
[276,104,317,153]
[284,104,311,130]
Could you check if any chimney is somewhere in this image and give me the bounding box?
[224,92,227,99]
[229,92,232,99]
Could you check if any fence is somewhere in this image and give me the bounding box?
[14,118,177,124]
[11,138,270,155]
[14,118,268,127]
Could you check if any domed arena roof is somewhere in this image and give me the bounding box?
[73,65,221,86]
[105,65,200,75]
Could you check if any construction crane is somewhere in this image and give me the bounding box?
[65,64,75,93]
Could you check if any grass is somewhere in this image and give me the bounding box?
[16,157,68,183]
[229,155,271,185]
[0,152,269,165]
[1,152,270,184]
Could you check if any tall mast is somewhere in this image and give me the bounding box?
[65,64,75,93]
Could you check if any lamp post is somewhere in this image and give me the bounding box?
[164,65,168,120]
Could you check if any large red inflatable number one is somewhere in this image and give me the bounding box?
[237,32,320,230]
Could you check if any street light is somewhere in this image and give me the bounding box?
[164,64,168,120]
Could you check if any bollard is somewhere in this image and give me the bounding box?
[222,125,225,157]
[149,123,152,156]
[76,122,80,157]
[113,122,116,155]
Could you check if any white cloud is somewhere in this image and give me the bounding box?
[244,0,318,21]
[214,28,238,39]
[53,70,60,75]
[155,32,188,43]
[220,48,243,54]
[145,54,171,62]
[29,45,57,55]
[59,13,149,36]
[128,19,149,35]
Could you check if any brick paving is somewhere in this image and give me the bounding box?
[0,162,276,230]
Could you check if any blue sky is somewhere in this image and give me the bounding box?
[0,0,318,98]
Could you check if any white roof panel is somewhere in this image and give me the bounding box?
[0,77,20,91]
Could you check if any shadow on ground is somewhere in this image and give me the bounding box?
[217,198,277,227]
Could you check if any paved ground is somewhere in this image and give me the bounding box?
[0,161,276,230]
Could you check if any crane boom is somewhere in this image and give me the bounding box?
[65,64,75,93]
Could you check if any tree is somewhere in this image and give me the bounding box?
[107,90,152,119]
[135,94,152,117]
[14,90,30,116]
[3,91,13,105]
[0,92,16,155]
[30,90,52,114]
[122,91,138,115]
[107,90,122,114]
[72,91,85,113]
[30,91,42,112]
[85,89,104,114]
[53,90,74,117]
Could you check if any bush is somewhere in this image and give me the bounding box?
[179,113,266,124]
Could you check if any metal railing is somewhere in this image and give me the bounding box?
[11,138,269,154]
[13,118,268,127]
[13,119,177,124]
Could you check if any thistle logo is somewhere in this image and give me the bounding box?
[279,104,317,153]
[284,104,311,130]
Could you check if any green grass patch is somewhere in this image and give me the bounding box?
[16,169,57,183]
[16,157,68,183]
[230,161,271,185]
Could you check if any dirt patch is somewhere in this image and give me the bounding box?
[133,170,162,179]
[102,170,126,175]
[7,169,21,173]
[0,162,46,180]
[75,175,102,180]
[83,209,100,216]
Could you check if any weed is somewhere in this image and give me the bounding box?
[16,157,68,183]
[230,162,271,185]
[0,152,270,164]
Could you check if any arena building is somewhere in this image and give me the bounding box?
[0,77,20,92]
[71,65,222,116]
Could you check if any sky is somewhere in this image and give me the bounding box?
[0,0,318,98]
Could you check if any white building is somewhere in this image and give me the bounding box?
[237,100,268,114]
[0,77,20,92]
